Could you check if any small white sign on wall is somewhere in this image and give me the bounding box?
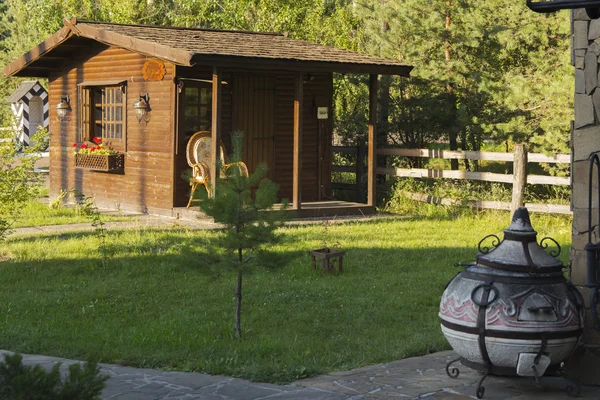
[317,107,329,120]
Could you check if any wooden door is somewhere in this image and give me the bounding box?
[232,74,275,179]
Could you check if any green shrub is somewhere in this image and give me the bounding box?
[0,353,108,400]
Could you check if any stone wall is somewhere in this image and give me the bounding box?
[572,8,600,347]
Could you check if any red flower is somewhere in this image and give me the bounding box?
[91,147,96,152]
[72,143,77,147]
[92,137,102,145]
[80,144,88,149]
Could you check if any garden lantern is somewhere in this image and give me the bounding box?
[56,95,70,120]
[133,93,150,123]
[439,207,584,398]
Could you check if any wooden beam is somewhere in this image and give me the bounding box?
[76,24,194,66]
[367,74,378,207]
[211,66,222,198]
[189,55,413,76]
[293,72,303,210]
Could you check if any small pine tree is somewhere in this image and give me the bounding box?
[198,131,288,339]
[0,353,108,399]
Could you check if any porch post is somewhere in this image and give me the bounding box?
[211,66,222,198]
[368,74,378,207]
[293,72,303,210]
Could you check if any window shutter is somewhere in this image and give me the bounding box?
[79,87,91,143]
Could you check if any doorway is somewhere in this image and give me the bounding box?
[174,80,212,207]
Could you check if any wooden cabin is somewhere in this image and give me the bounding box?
[3,18,412,217]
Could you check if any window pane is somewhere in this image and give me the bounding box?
[185,87,198,104]
[86,85,125,149]
[200,89,209,104]
[94,90,102,105]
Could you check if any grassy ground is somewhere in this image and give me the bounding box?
[0,208,572,383]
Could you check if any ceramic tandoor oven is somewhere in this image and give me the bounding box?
[439,207,584,397]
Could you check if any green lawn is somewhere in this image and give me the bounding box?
[0,210,572,383]
[12,200,136,228]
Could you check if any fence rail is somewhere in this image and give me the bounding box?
[331,145,571,214]
[377,148,570,164]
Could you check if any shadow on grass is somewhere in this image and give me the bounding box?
[0,244,479,383]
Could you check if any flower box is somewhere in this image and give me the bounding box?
[75,153,124,171]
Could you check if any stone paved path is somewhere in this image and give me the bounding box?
[3,350,599,399]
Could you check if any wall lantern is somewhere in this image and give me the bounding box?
[133,93,150,123]
[526,0,600,15]
[56,95,70,120]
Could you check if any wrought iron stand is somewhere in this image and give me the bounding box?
[445,357,581,399]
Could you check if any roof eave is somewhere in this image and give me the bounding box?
[3,22,195,78]
[2,26,72,78]
[189,54,413,76]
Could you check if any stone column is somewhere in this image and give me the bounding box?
[571,8,600,383]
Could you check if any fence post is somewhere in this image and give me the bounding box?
[356,138,366,203]
[511,144,527,215]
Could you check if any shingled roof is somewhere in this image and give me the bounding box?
[3,19,412,77]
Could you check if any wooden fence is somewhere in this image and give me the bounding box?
[331,144,572,214]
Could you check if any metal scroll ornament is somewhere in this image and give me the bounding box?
[439,207,584,398]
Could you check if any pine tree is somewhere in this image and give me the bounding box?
[198,131,288,339]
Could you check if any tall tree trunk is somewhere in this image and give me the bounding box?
[235,247,243,339]
[461,131,470,170]
[445,0,459,171]
[235,269,242,339]
[378,75,391,182]
[377,18,391,183]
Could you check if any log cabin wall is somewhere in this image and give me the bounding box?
[48,43,176,214]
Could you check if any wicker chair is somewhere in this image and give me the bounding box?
[185,131,249,207]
